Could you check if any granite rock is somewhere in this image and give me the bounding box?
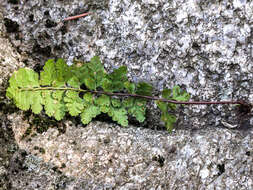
[8,114,253,189]
[0,0,253,189]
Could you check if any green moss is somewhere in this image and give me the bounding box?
[21,111,64,138]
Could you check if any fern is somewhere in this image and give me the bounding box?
[64,91,85,116]
[6,56,191,132]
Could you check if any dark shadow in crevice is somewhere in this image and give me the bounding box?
[4,18,19,33]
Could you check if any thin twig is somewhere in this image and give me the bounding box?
[20,87,250,107]
[63,12,92,21]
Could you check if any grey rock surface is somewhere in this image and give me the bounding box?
[0,0,253,189]
[8,115,253,190]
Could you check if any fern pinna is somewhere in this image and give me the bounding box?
[6,56,190,132]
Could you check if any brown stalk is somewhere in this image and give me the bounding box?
[20,87,252,108]
[94,91,251,108]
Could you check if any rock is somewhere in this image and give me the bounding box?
[9,116,253,189]
[0,14,24,86]
[1,0,252,129]
[0,0,253,189]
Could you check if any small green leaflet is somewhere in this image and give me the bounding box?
[161,112,177,132]
[161,88,176,110]
[80,92,101,124]
[42,90,66,120]
[83,92,93,104]
[111,98,121,108]
[64,91,85,116]
[81,105,101,124]
[123,97,146,122]
[95,95,110,113]
[162,88,172,99]
[69,62,88,87]
[55,59,72,83]
[108,107,128,127]
[124,81,135,94]
[6,68,43,114]
[70,59,104,90]
[172,85,190,102]
[40,59,72,87]
[40,59,56,86]
[67,76,80,88]
[95,95,110,107]
[102,66,128,92]
[156,85,190,131]
[123,97,134,108]
[96,96,128,126]
[30,91,43,114]
[52,90,64,101]
[156,100,177,132]
[84,77,96,90]
[156,101,167,113]
[84,56,105,90]
[136,82,153,96]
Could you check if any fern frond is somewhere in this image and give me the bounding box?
[6,56,192,132]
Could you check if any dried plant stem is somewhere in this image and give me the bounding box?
[63,12,91,21]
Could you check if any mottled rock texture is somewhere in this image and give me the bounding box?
[7,116,253,189]
[0,0,253,189]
